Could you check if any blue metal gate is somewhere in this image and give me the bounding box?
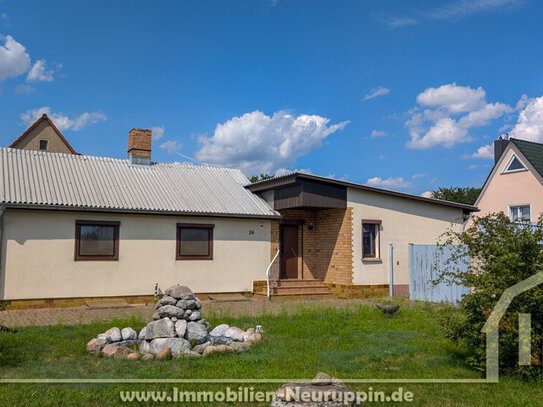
[408,244,469,304]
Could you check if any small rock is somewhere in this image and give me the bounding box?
[224,326,246,342]
[186,322,209,345]
[105,327,122,342]
[176,349,201,359]
[165,285,194,300]
[97,333,112,343]
[138,327,147,340]
[145,318,175,340]
[194,298,202,309]
[156,347,172,360]
[248,333,262,343]
[312,372,332,386]
[121,327,137,341]
[230,341,249,353]
[126,353,139,360]
[86,338,106,355]
[211,336,233,346]
[184,309,192,317]
[189,311,201,321]
[155,295,177,309]
[171,317,178,323]
[152,312,160,320]
[192,341,212,354]
[101,344,118,358]
[202,345,218,357]
[142,353,155,360]
[114,346,137,359]
[175,320,187,338]
[243,328,255,342]
[197,318,207,325]
[216,344,231,353]
[157,305,185,319]
[209,324,229,337]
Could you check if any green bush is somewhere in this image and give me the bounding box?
[437,213,543,378]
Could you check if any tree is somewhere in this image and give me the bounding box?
[249,173,275,183]
[437,213,543,378]
[431,187,481,205]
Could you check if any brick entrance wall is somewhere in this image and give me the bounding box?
[270,208,353,284]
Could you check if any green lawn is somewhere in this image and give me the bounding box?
[0,300,541,406]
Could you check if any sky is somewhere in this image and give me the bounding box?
[1,0,543,195]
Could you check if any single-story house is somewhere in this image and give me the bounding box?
[0,125,478,309]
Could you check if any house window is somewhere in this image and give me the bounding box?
[362,220,381,259]
[176,223,214,260]
[39,140,48,151]
[509,205,531,223]
[75,220,120,260]
[503,154,527,173]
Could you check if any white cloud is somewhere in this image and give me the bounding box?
[363,86,390,101]
[468,164,478,170]
[467,143,494,159]
[370,130,387,138]
[159,140,182,154]
[387,16,418,29]
[421,191,434,198]
[416,83,486,114]
[365,176,411,189]
[195,110,349,175]
[509,95,543,143]
[427,0,521,21]
[412,173,428,179]
[151,125,165,141]
[21,107,107,131]
[406,83,512,149]
[14,84,34,94]
[26,59,54,82]
[0,35,31,82]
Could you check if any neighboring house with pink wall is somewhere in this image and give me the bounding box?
[475,137,543,223]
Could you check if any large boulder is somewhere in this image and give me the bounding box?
[210,324,229,337]
[175,320,187,338]
[121,327,137,341]
[101,344,118,358]
[165,285,195,300]
[145,318,175,340]
[105,327,122,342]
[138,327,147,340]
[149,337,190,356]
[97,333,112,343]
[113,346,137,359]
[156,305,185,319]
[224,326,246,342]
[186,322,209,345]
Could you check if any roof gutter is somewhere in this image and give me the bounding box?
[2,203,282,220]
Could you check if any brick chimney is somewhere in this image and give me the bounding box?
[128,128,152,165]
[494,133,509,164]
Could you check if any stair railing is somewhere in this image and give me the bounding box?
[266,248,280,299]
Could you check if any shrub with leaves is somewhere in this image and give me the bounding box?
[436,212,543,378]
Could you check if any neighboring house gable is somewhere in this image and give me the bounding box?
[475,138,543,223]
[9,113,79,155]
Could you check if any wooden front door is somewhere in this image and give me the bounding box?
[280,225,298,279]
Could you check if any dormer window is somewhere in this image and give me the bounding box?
[502,154,527,173]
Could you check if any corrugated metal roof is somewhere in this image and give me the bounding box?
[0,148,279,218]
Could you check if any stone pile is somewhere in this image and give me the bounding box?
[86,285,262,360]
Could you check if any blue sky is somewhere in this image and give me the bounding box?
[1,0,543,195]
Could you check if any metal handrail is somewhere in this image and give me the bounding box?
[266,248,280,299]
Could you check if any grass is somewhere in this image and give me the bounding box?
[0,300,542,406]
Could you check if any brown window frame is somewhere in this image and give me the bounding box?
[74,220,120,261]
[362,219,381,259]
[176,223,214,260]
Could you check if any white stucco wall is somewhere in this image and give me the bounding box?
[348,188,465,287]
[0,209,271,300]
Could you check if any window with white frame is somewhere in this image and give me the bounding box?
[503,154,527,173]
[509,205,531,222]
